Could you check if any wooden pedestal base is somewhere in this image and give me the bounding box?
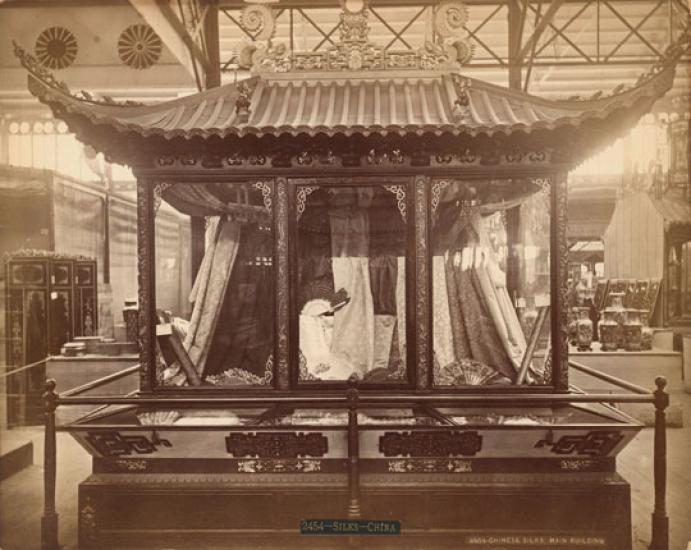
[78,472,632,549]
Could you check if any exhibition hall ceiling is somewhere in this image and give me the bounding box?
[0,0,688,115]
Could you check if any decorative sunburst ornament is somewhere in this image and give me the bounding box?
[34,27,78,70]
[118,24,162,69]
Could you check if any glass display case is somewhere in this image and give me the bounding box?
[16,0,684,545]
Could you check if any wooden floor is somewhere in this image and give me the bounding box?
[1,396,690,550]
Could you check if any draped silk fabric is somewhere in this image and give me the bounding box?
[298,187,407,381]
[330,209,374,378]
[434,207,526,383]
[184,217,241,376]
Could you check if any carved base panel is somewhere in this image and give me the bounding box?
[78,473,632,549]
[93,456,614,475]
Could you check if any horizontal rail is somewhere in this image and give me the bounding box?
[569,359,651,395]
[60,365,140,397]
[56,391,655,407]
[0,357,48,379]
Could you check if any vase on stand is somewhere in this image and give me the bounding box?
[575,307,593,352]
[639,309,653,350]
[599,309,619,351]
[609,292,626,349]
[567,308,579,346]
[624,308,642,352]
[123,299,139,344]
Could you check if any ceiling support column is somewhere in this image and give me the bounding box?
[204,0,221,89]
[508,0,526,90]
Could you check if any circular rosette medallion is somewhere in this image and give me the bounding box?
[118,24,162,69]
[35,27,78,70]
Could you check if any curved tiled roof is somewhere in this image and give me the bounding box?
[25,66,678,142]
[14,28,688,155]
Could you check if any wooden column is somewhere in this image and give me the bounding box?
[275,177,290,390]
[136,178,156,392]
[414,176,430,389]
[550,173,569,390]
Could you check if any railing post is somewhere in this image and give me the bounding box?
[346,375,361,519]
[649,376,669,550]
[41,379,59,550]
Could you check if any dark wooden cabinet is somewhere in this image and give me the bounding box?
[4,252,98,364]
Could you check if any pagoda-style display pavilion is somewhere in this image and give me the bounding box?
[16,1,688,548]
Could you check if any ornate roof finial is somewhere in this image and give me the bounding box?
[248,0,474,73]
[451,73,472,124]
[235,79,254,123]
[13,39,70,94]
[339,0,370,45]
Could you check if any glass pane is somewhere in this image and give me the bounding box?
[297,184,407,383]
[431,179,551,387]
[156,182,273,387]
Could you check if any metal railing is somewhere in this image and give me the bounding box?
[38,369,670,550]
[2,357,49,427]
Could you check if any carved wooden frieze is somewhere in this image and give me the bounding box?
[149,148,552,172]
[379,430,483,457]
[225,432,328,458]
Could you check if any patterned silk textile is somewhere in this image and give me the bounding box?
[330,209,374,377]
[184,217,241,376]
[434,207,525,383]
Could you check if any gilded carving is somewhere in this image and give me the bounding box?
[152,182,173,214]
[295,185,318,221]
[559,459,598,471]
[415,176,429,388]
[382,184,406,222]
[253,180,273,215]
[388,458,472,473]
[297,151,313,166]
[263,354,274,385]
[227,152,243,166]
[114,459,148,472]
[237,459,321,473]
[275,178,290,390]
[430,180,450,214]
